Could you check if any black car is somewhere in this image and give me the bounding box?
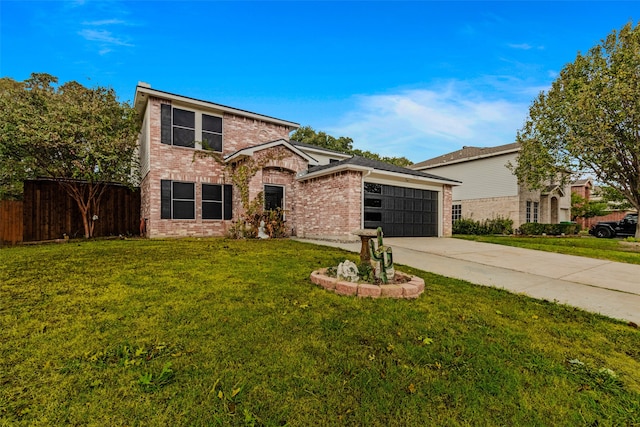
[589,213,638,238]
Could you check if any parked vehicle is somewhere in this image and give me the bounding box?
[589,213,638,238]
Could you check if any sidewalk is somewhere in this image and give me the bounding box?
[295,237,640,325]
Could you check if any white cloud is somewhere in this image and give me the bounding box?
[78,29,133,48]
[508,43,544,50]
[327,82,532,163]
[82,19,127,26]
[71,3,136,54]
[509,43,533,50]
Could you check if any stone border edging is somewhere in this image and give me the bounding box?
[310,268,425,299]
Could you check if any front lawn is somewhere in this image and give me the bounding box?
[456,234,640,265]
[1,239,639,426]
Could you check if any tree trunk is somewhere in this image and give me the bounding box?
[79,204,91,239]
[58,180,108,239]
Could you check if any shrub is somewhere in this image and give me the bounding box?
[518,222,581,236]
[227,193,289,239]
[453,217,514,235]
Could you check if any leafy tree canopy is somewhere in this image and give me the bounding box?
[0,73,139,237]
[570,192,608,221]
[513,22,640,237]
[291,125,413,167]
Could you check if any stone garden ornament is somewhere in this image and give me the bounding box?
[257,220,269,239]
[337,260,359,283]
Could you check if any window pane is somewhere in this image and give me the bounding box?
[364,198,382,208]
[202,202,222,220]
[364,212,382,222]
[364,183,381,194]
[202,132,222,151]
[173,182,194,199]
[202,114,222,133]
[173,200,195,219]
[173,128,195,147]
[203,184,222,201]
[173,108,195,128]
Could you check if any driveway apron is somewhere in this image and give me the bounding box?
[297,237,640,324]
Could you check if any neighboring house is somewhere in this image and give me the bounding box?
[411,143,571,228]
[134,84,460,240]
[571,178,635,229]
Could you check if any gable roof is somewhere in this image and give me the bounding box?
[225,139,318,165]
[133,84,299,130]
[411,142,521,170]
[298,155,461,185]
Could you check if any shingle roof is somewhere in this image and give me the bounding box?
[290,140,352,156]
[571,178,593,186]
[411,142,521,169]
[306,155,461,183]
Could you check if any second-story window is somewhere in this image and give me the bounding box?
[172,108,195,148]
[161,104,222,151]
[202,114,222,152]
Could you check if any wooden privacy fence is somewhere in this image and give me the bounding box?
[0,179,140,245]
[0,200,23,245]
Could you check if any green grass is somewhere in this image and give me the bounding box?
[455,234,640,265]
[1,238,640,426]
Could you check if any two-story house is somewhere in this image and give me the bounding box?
[411,143,571,228]
[134,83,460,240]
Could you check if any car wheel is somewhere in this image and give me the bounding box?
[594,227,612,238]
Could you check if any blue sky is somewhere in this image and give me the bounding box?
[1,1,639,162]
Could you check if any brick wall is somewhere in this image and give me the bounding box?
[297,171,362,241]
[223,113,291,153]
[460,195,520,226]
[442,185,453,237]
[579,211,631,230]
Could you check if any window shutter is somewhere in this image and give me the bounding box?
[224,185,233,220]
[161,180,172,219]
[161,104,171,145]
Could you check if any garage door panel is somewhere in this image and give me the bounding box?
[364,183,438,237]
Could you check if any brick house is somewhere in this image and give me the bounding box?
[411,143,572,229]
[134,84,460,240]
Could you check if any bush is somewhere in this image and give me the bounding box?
[453,217,514,235]
[518,222,581,236]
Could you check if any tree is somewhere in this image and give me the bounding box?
[0,73,139,238]
[570,192,608,221]
[290,126,412,167]
[513,22,640,238]
[593,185,634,211]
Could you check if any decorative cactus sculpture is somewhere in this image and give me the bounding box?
[369,227,394,283]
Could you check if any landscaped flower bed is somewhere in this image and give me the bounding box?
[310,268,425,299]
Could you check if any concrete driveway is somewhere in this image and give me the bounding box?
[297,237,640,325]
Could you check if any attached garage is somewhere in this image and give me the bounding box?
[364,183,438,237]
[296,154,461,240]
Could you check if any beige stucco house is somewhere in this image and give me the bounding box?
[133,83,460,240]
[411,143,571,228]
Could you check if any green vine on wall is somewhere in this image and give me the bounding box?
[193,145,290,238]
